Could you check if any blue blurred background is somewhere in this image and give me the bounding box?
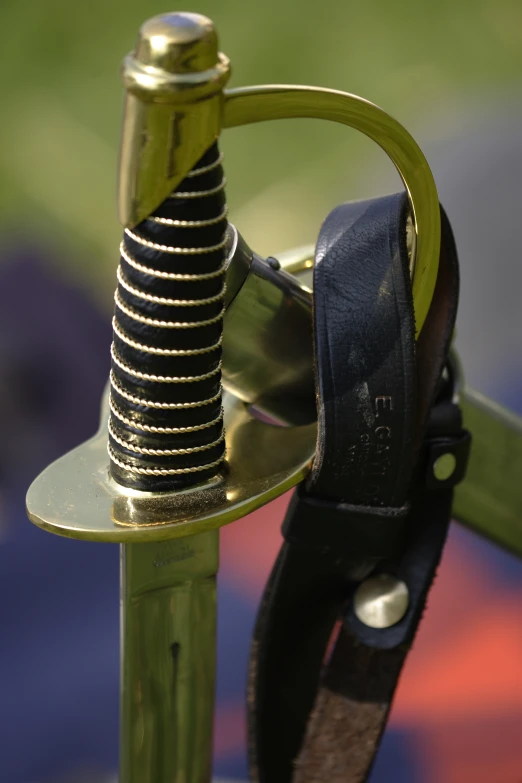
[1,1,522,781]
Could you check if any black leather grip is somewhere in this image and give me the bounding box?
[108,143,227,491]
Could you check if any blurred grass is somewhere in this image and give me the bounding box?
[0,0,521,303]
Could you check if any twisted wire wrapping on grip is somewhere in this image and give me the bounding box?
[109,143,228,491]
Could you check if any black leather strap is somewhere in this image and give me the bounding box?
[307,194,415,506]
[248,194,466,783]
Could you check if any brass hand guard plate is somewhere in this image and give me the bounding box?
[27,385,316,542]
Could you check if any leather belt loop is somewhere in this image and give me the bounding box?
[306,193,416,506]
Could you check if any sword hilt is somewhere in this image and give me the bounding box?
[28,12,444,541]
[108,13,230,491]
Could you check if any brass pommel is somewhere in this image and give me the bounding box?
[118,12,230,227]
[136,13,218,73]
[122,12,231,105]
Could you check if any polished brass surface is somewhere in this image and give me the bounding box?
[223,224,252,308]
[223,85,440,335]
[26,384,316,543]
[354,574,409,629]
[121,531,217,783]
[433,452,457,481]
[223,253,315,424]
[276,244,315,287]
[119,13,231,227]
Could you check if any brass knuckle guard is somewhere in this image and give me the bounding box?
[120,74,440,334]
[27,12,441,543]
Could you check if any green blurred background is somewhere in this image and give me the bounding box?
[2,0,521,307]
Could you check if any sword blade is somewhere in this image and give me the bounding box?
[120,530,218,783]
